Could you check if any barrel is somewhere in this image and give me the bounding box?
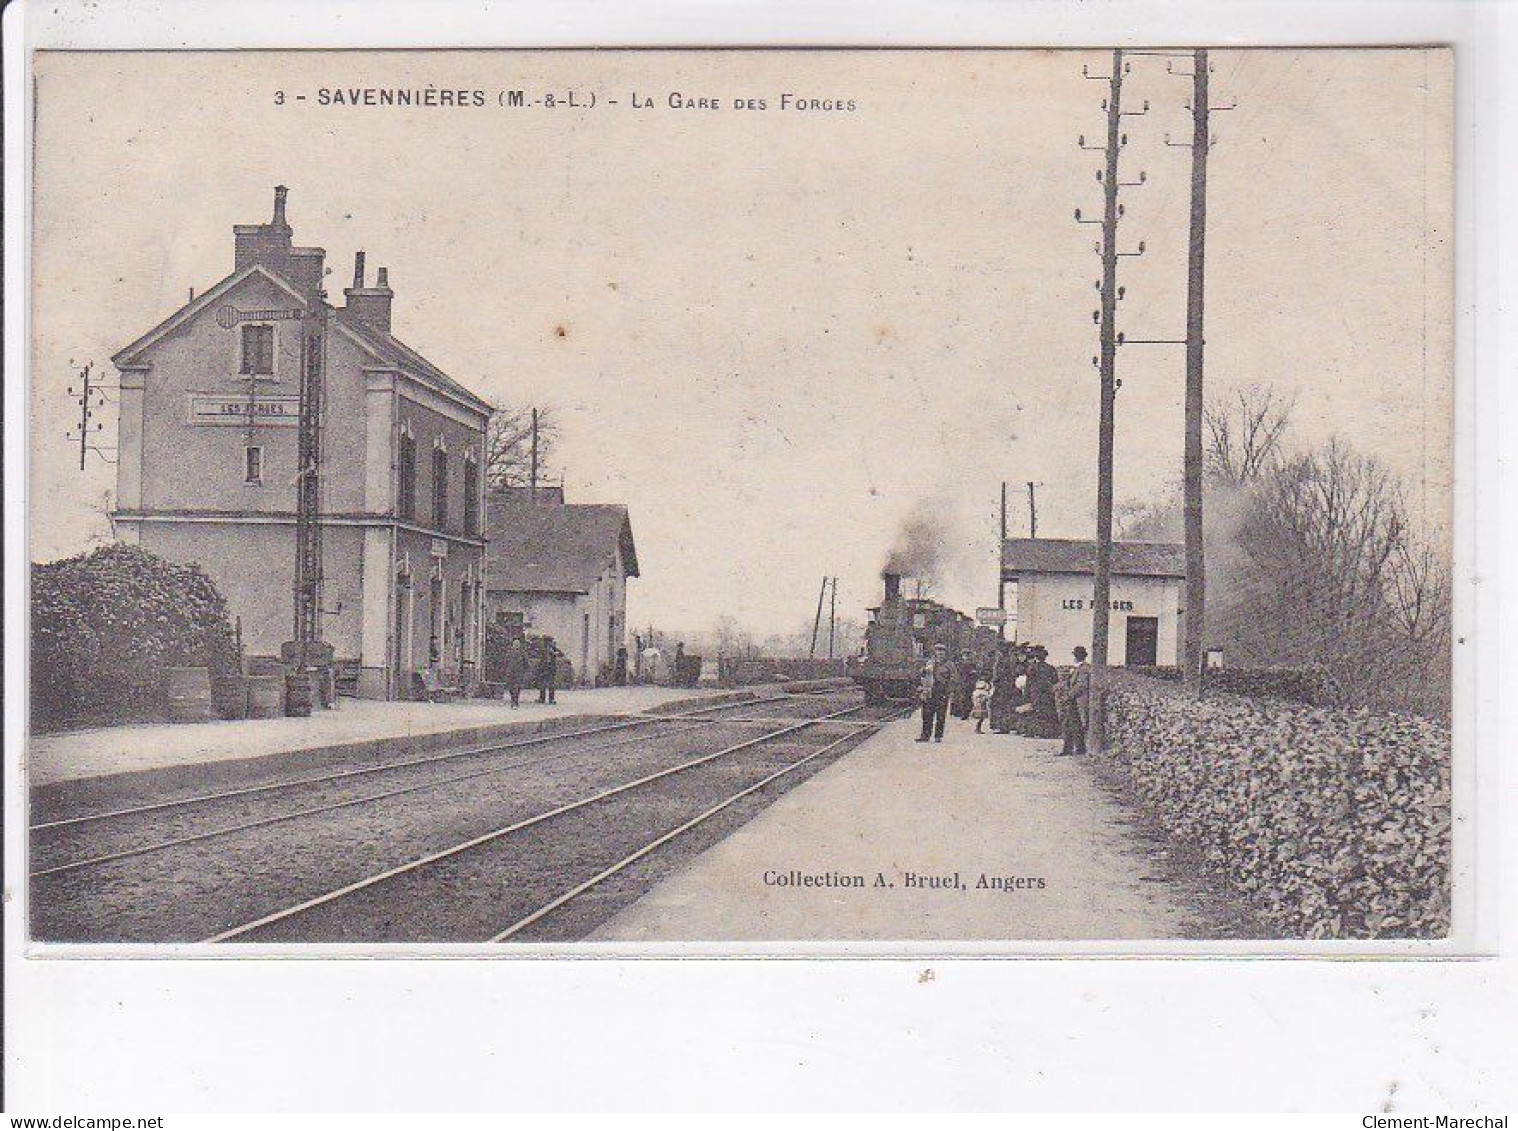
[165,666,214,724]
[247,674,283,719]
[284,671,315,718]
[211,673,249,720]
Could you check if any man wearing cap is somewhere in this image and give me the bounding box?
[915,642,959,743]
[1058,645,1092,755]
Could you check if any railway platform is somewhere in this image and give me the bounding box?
[593,710,1236,942]
[28,684,751,786]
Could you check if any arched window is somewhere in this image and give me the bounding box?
[398,429,417,520]
[432,444,449,529]
[463,452,479,535]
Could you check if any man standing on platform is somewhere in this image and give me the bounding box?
[1058,645,1091,755]
[915,642,959,744]
[502,634,527,708]
[537,635,558,705]
[952,647,977,719]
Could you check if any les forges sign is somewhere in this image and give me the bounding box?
[189,393,301,426]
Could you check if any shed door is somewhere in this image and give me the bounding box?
[1124,616,1159,667]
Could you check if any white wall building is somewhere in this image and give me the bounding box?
[1003,538,1185,667]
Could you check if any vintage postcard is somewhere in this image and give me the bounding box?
[23,46,1461,953]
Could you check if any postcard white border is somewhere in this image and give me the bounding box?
[6,0,1514,1112]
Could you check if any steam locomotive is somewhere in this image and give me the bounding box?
[848,572,997,704]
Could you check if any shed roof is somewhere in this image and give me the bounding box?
[485,497,639,595]
[1002,537,1186,579]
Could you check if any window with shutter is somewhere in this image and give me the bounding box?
[240,325,275,375]
[432,446,449,529]
[463,455,479,535]
[398,433,417,520]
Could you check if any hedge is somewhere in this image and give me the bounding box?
[1124,665,1344,708]
[31,543,238,731]
[1099,676,1451,939]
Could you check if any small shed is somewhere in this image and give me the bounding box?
[484,494,639,685]
[1002,538,1186,667]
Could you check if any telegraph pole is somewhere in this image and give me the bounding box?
[1086,48,1126,754]
[64,361,117,469]
[809,576,828,659]
[998,482,1008,626]
[1027,481,1039,538]
[529,407,539,499]
[827,576,838,660]
[292,310,328,667]
[1182,48,1211,692]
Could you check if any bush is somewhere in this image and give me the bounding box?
[31,543,237,731]
[1099,675,1451,938]
[1122,665,1346,708]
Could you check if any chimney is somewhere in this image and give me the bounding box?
[882,572,902,602]
[233,185,326,303]
[344,258,394,332]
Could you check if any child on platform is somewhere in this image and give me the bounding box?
[971,678,992,733]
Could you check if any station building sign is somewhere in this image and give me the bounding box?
[188,393,301,425]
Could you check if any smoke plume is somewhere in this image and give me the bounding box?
[882,497,956,582]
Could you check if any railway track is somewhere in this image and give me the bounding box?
[32,689,899,943]
[30,692,801,878]
[211,700,904,944]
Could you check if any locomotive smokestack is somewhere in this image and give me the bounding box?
[882,572,902,602]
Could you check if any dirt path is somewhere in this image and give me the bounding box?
[593,711,1248,942]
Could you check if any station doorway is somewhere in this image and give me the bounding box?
[1124,616,1159,667]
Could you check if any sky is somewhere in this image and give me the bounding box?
[30,48,1453,639]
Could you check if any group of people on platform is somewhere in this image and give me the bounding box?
[915,640,1092,756]
[498,634,566,708]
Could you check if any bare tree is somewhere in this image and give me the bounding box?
[486,404,559,493]
[1214,440,1449,715]
[1115,485,1183,542]
[1205,383,1295,485]
[1385,536,1452,648]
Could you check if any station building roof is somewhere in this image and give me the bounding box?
[1002,537,1186,579]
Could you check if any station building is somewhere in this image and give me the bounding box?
[1002,537,1185,666]
[484,487,639,685]
[110,186,494,699]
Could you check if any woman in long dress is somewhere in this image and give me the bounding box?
[987,644,1020,734]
